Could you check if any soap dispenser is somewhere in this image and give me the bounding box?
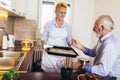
[2,35,8,49]
[0,27,9,49]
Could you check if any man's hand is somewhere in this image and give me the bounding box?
[78,65,87,74]
[72,38,82,49]
[72,62,87,74]
[72,62,81,70]
[72,38,86,53]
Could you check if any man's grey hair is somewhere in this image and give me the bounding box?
[99,15,114,31]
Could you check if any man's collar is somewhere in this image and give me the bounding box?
[100,32,113,42]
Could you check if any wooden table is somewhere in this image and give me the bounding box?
[19,72,78,80]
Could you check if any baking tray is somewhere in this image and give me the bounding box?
[46,46,78,58]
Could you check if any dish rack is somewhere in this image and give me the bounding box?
[32,44,43,72]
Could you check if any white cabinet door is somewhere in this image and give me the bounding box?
[11,0,38,20]
[11,0,27,17]
[11,0,16,10]
[0,0,11,9]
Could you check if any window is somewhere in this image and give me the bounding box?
[38,0,71,34]
[40,1,54,33]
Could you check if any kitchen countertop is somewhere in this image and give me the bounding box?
[18,46,33,73]
[0,43,80,80]
[0,46,34,73]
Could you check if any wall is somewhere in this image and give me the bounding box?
[0,17,37,47]
[72,0,95,46]
[26,0,38,21]
[71,0,95,61]
[0,17,15,35]
[91,0,120,47]
[0,17,14,46]
[14,18,37,40]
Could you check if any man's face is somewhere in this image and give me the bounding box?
[93,19,102,38]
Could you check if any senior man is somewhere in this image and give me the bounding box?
[72,15,120,80]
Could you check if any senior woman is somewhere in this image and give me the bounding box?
[41,2,72,73]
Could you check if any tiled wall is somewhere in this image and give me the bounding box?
[0,17,37,46]
[0,17,15,40]
[0,17,15,46]
[14,18,37,40]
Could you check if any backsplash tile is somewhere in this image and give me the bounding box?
[14,18,37,40]
[0,17,37,47]
[0,17,14,40]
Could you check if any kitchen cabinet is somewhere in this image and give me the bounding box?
[0,5,25,17]
[0,5,24,17]
[11,0,27,17]
[0,0,11,9]
[0,0,25,17]
[11,0,38,20]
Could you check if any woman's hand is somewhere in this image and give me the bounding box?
[41,40,46,49]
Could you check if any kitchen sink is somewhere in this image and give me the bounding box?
[0,51,24,59]
[0,58,19,70]
[0,51,26,71]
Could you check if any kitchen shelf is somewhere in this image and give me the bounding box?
[0,5,25,18]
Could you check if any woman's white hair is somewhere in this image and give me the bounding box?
[99,15,114,31]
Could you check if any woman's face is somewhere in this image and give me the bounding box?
[56,7,67,21]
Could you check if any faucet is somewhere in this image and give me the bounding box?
[0,27,9,41]
[0,27,9,49]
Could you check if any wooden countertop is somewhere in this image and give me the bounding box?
[18,46,33,72]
